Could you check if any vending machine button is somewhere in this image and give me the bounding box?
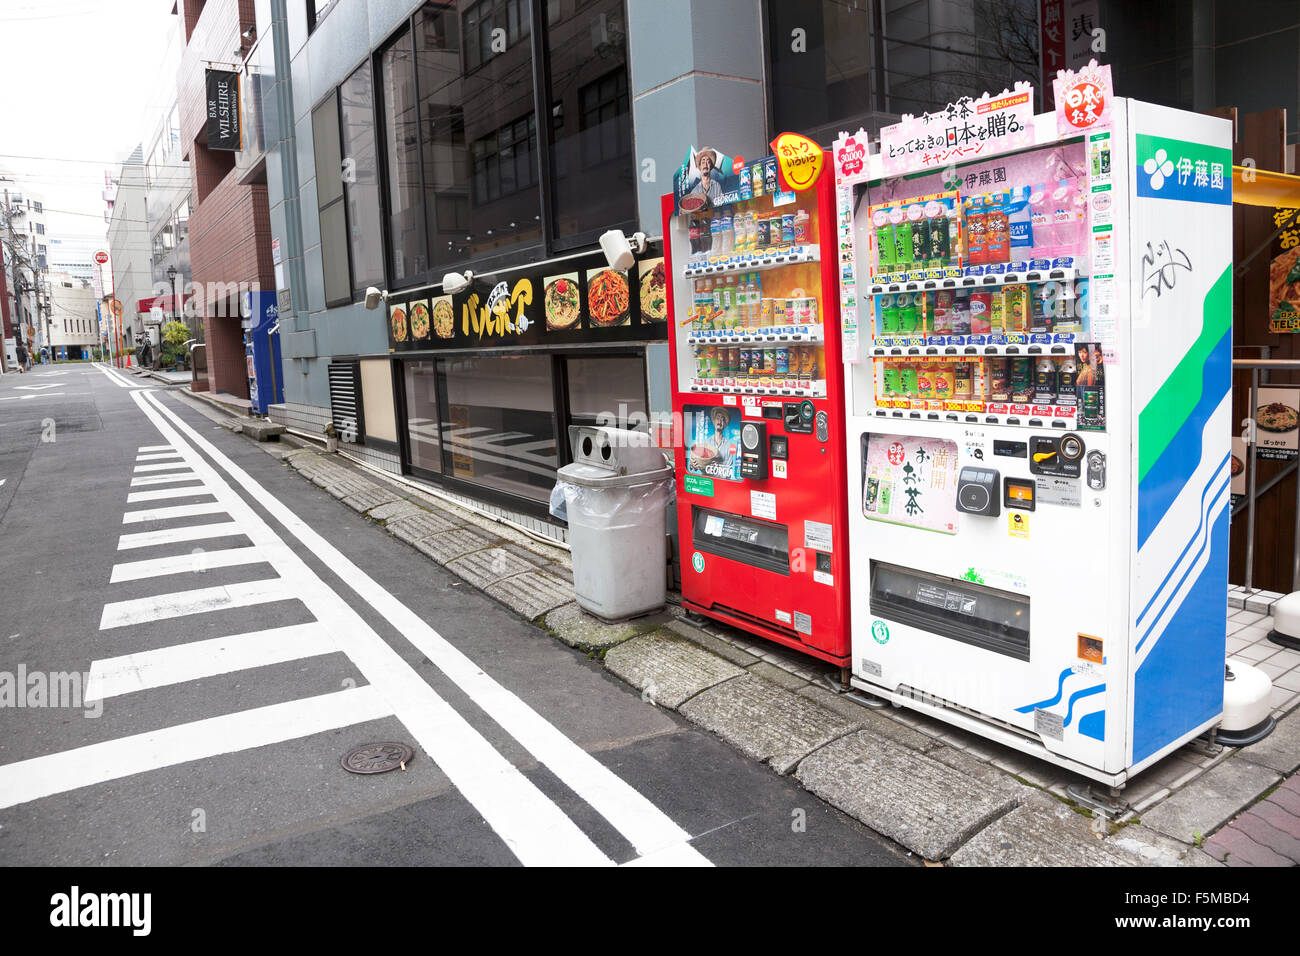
[1006,346,1020,354]
[985,416,999,424]
[1028,345,1042,354]
[946,414,958,421]
[927,413,939,421]
[944,347,957,355]
[909,411,921,419]
[1006,417,1020,425]
[965,415,979,423]
[892,411,904,418]
[1052,420,1067,428]
[1029,418,1043,427]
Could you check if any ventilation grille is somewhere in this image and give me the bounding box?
[327,361,364,442]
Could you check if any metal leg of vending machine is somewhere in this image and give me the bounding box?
[832,86,1234,787]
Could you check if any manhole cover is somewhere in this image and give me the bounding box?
[341,742,415,775]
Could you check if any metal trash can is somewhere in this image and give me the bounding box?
[552,425,673,622]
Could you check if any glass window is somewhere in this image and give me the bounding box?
[438,353,556,502]
[311,89,352,306]
[339,60,385,294]
[566,356,647,430]
[414,1,541,270]
[382,31,425,285]
[403,360,442,474]
[545,0,634,241]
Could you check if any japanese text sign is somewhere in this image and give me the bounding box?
[1054,60,1113,134]
[880,84,1036,177]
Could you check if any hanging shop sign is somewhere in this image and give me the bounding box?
[1053,59,1113,135]
[205,70,242,151]
[880,83,1036,177]
[385,245,667,352]
[771,132,824,192]
[1268,207,1300,333]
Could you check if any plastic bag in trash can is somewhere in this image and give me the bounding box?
[549,480,576,521]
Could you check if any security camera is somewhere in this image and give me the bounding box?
[599,230,648,271]
[441,271,474,294]
[364,287,388,310]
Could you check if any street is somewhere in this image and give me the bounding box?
[0,364,907,866]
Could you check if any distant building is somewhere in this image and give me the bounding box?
[48,272,98,360]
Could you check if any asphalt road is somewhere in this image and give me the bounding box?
[0,362,909,867]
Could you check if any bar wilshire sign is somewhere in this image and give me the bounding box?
[385,246,668,352]
[205,70,242,151]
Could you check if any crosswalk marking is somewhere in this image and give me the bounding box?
[99,579,291,629]
[122,501,227,523]
[137,444,173,453]
[0,688,392,811]
[86,623,332,700]
[130,473,204,487]
[117,521,246,550]
[133,462,194,474]
[138,385,710,867]
[136,452,183,462]
[109,546,267,583]
[125,484,212,504]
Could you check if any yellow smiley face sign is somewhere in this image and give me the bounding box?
[770,132,824,191]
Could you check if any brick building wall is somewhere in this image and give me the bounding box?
[178,0,269,398]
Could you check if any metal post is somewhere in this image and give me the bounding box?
[1245,367,1259,594]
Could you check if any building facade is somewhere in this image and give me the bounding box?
[178,0,276,398]
[48,273,99,360]
[1,183,50,365]
[256,0,1297,536]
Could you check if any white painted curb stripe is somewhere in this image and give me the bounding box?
[140,389,711,866]
[86,622,332,700]
[117,521,245,550]
[131,390,616,867]
[125,485,212,504]
[109,546,267,583]
[0,688,392,811]
[122,501,228,523]
[99,579,291,629]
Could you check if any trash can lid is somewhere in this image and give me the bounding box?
[557,459,672,489]
[568,425,670,477]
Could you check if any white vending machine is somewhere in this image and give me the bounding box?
[832,73,1234,786]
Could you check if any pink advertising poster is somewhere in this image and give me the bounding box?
[863,434,960,535]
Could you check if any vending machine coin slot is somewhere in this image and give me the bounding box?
[1028,435,1083,478]
[994,440,1028,458]
[1087,450,1106,490]
[816,410,830,442]
[784,401,814,434]
[740,422,769,479]
[762,404,784,421]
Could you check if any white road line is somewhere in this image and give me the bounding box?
[125,485,212,504]
[109,546,266,583]
[136,452,183,462]
[122,501,227,523]
[130,473,204,487]
[93,363,151,390]
[140,388,712,866]
[133,462,194,473]
[0,688,392,811]
[132,390,616,867]
[138,444,173,453]
[86,622,332,700]
[0,393,65,401]
[117,521,245,550]
[99,579,291,629]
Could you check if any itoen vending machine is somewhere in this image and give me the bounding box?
[833,69,1234,785]
[662,140,852,669]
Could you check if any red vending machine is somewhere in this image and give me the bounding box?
[662,143,851,670]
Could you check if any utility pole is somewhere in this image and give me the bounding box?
[3,187,28,365]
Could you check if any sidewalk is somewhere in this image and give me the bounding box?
[193,393,1300,865]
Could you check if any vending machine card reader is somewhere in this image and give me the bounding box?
[662,144,852,668]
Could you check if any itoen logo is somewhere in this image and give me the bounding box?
[49,887,151,936]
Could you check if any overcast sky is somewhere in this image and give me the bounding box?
[0,1,182,242]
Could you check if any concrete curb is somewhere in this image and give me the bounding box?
[217,426,1291,865]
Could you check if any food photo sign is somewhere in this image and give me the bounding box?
[1255,386,1299,461]
[386,245,667,352]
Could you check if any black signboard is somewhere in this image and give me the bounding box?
[205,70,241,151]
[385,245,668,353]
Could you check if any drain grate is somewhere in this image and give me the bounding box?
[341,742,415,775]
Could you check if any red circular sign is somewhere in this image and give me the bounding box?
[731,156,745,175]
[1061,80,1105,130]
[94,250,110,265]
[887,442,905,466]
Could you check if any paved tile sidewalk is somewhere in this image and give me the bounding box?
[1204,775,1300,866]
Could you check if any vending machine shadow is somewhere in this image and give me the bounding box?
[834,81,1236,787]
[662,142,853,675]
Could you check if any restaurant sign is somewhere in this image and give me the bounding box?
[386,245,668,352]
